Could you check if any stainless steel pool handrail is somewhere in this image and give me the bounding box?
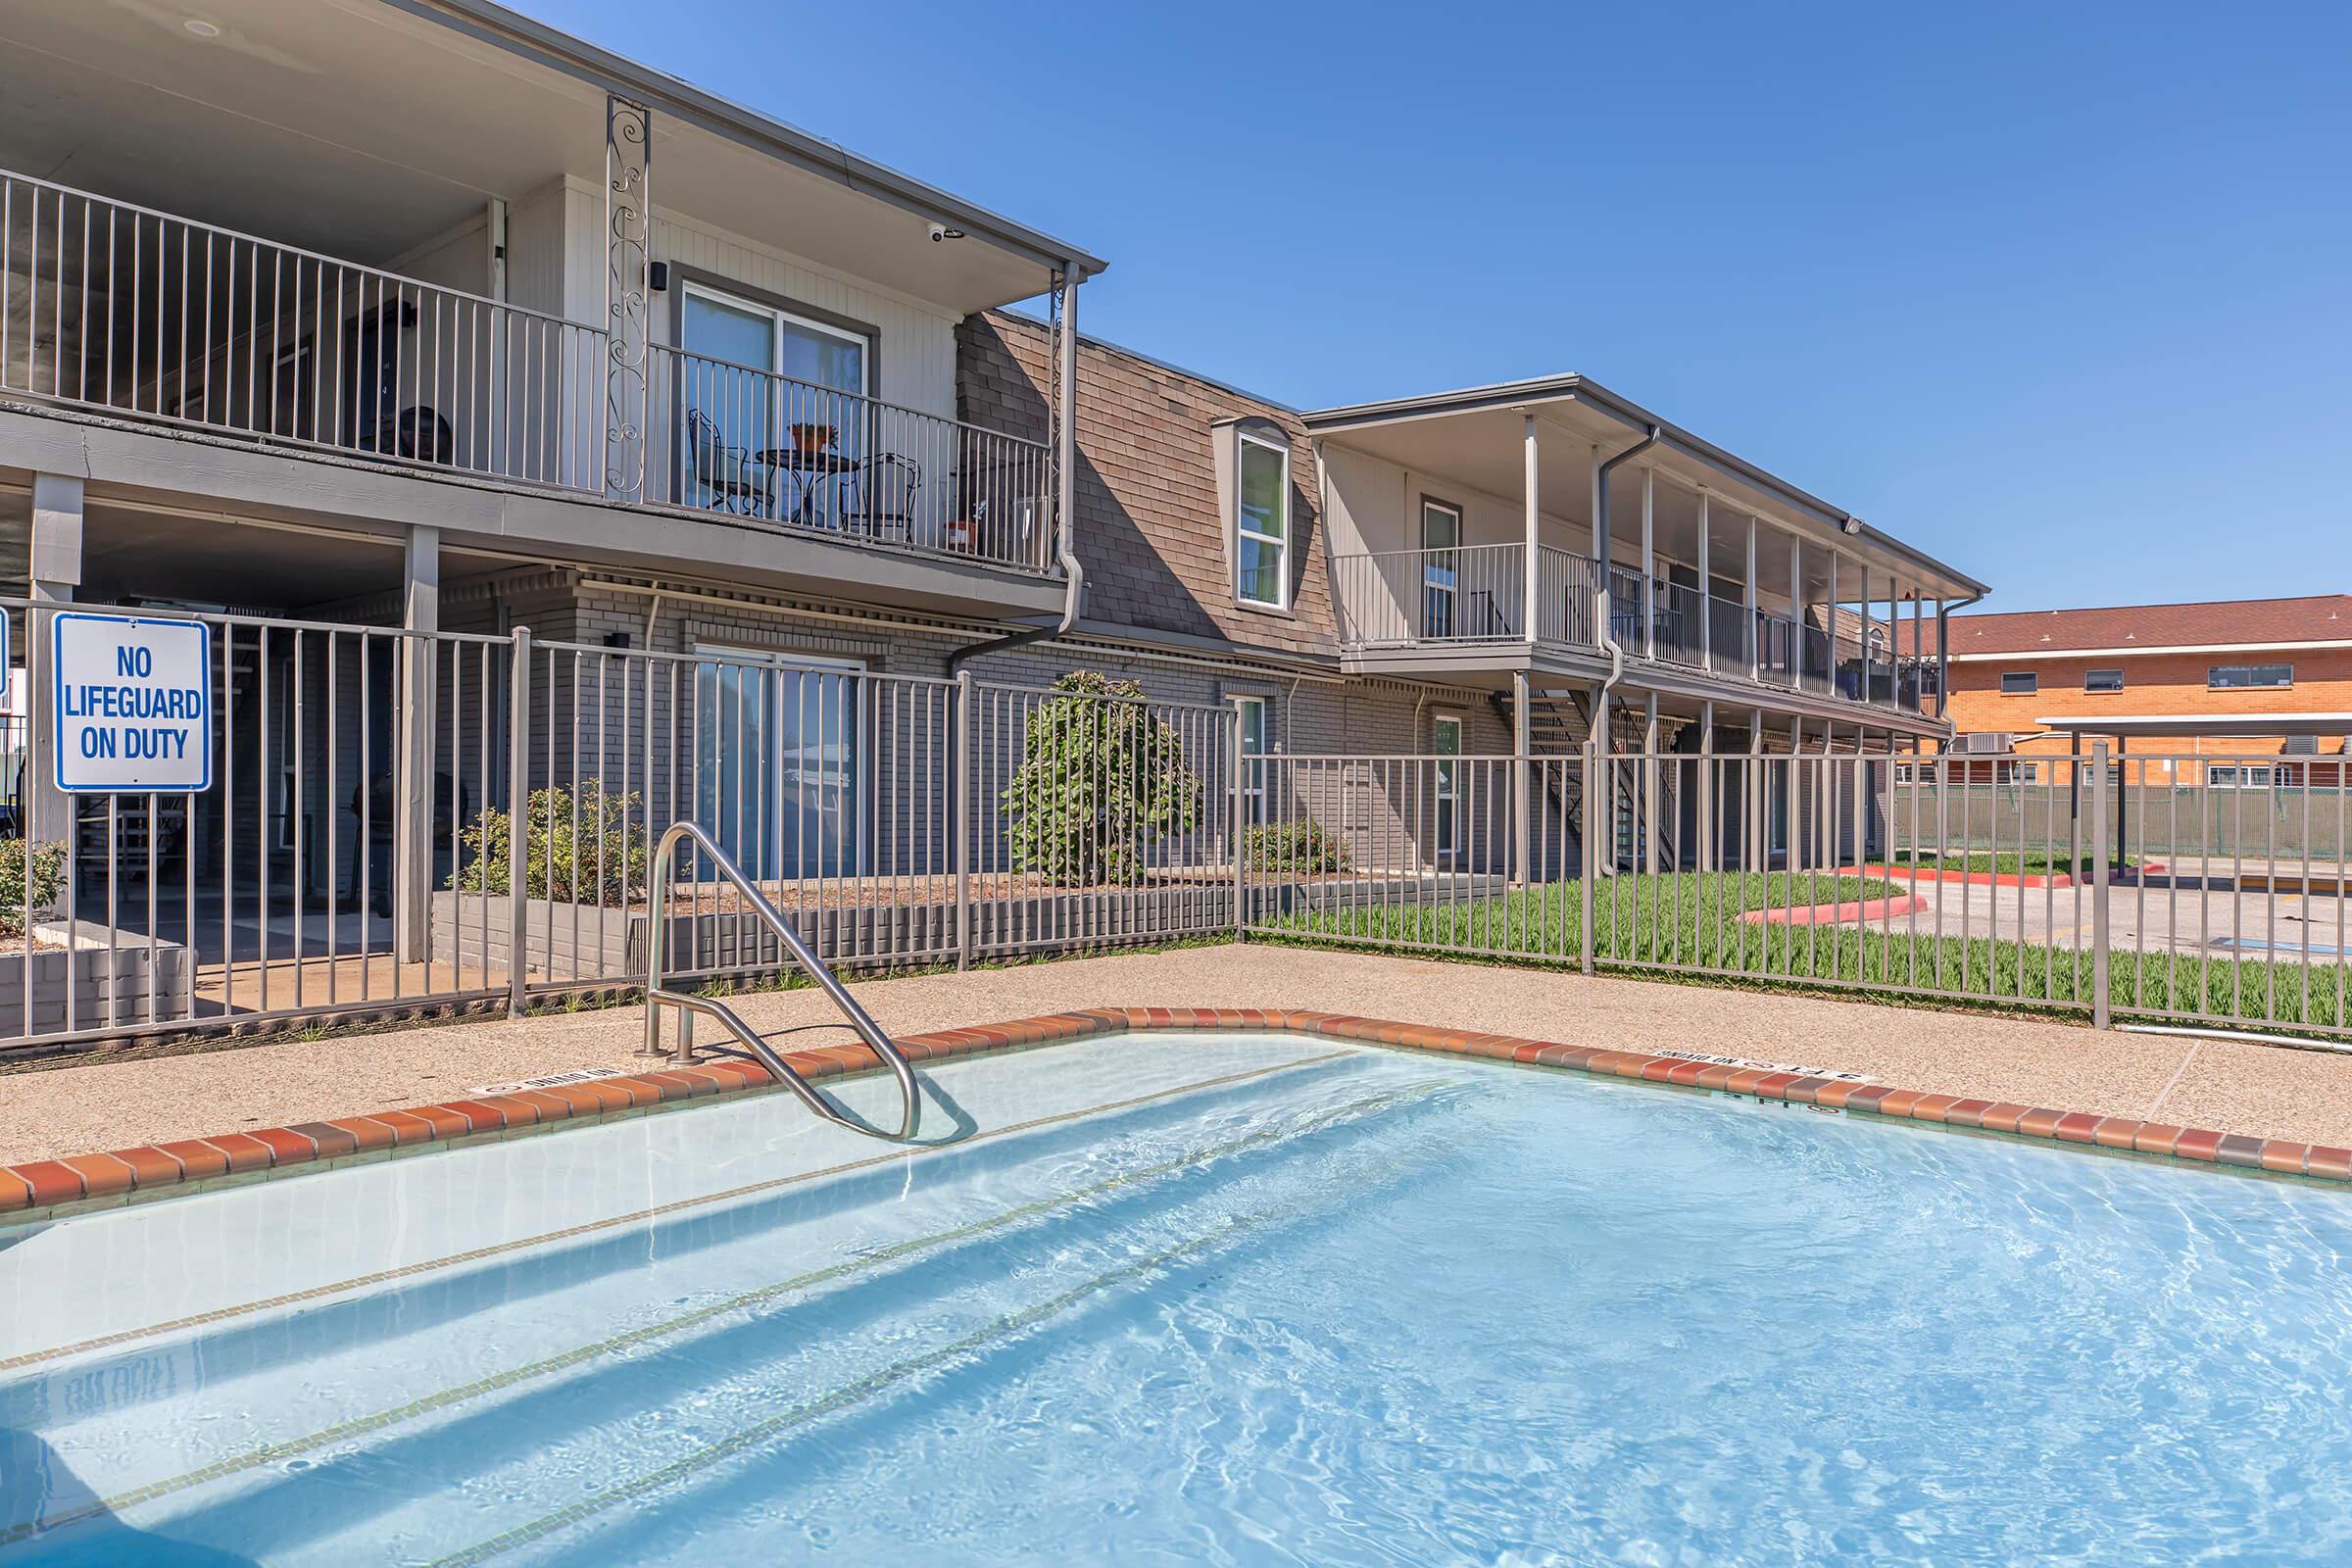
[642,820,920,1141]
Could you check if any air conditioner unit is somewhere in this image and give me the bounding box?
[1960,732,2013,756]
[2283,735,2320,756]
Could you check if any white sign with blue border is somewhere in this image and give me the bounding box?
[53,612,213,793]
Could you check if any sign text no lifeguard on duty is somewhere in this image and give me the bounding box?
[52,612,214,794]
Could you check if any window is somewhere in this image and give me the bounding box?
[1433,714,1462,858]
[1235,696,1268,824]
[693,649,864,878]
[2210,662,2293,690]
[1235,435,1290,609]
[2083,669,2124,693]
[1420,499,1462,639]
[2010,761,2042,785]
[2207,763,2282,789]
[1999,671,2038,696]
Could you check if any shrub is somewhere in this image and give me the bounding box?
[449,781,648,904]
[0,839,65,936]
[1245,817,1351,875]
[1000,671,1202,886]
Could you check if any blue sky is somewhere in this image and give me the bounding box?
[538,0,2346,612]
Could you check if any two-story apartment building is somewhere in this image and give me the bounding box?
[0,0,1984,1042]
[1941,597,2352,787]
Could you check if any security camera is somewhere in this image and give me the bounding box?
[1840,516,1864,536]
[928,222,965,243]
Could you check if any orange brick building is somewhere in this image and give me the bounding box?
[1938,596,2352,787]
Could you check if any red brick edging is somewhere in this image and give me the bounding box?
[3,1007,2344,1219]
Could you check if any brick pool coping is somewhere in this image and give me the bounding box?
[4,1006,2347,1220]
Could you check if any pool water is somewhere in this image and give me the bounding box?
[6,1031,2352,1565]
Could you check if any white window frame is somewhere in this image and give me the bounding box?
[1235,696,1268,824]
[1235,432,1292,610]
[2206,763,2283,790]
[1432,712,1463,859]
[681,281,871,398]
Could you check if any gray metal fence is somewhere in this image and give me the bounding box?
[0,600,1240,1054]
[1243,742,2352,1046]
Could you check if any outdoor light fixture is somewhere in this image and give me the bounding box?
[1841,516,1864,535]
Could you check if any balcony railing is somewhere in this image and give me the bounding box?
[1332,544,1931,717]
[0,169,1054,574]
[1,169,609,491]
[648,345,1050,571]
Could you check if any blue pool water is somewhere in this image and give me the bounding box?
[5,1031,2352,1565]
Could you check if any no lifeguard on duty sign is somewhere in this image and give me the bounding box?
[51,612,213,794]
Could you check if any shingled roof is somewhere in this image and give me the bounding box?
[1944,595,2352,659]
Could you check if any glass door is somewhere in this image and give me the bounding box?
[680,286,778,514]
[772,313,867,532]
[694,650,862,881]
[1421,501,1460,640]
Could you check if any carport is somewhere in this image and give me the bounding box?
[2037,712,2352,870]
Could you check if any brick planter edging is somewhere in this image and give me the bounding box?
[4,1007,2346,1220]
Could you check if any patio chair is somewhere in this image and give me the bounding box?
[687,408,772,515]
[849,453,921,542]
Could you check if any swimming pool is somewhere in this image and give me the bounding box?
[5,1025,2351,1564]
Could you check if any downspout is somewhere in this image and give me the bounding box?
[949,264,1084,676]
[1592,424,1662,739]
[1933,590,1984,727]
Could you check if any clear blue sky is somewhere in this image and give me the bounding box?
[537,0,2346,612]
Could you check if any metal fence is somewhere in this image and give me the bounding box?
[0,600,1238,1054]
[1242,743,2352,1045]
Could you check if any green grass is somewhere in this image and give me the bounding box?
[1267,874,2352,1033]
[1884,851,2120,876]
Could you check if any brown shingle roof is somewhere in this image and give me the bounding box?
[1943,595,2352,658]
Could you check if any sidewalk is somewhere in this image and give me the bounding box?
[6,944,2352,1165]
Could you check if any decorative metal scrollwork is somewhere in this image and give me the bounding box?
[605,96,653,502]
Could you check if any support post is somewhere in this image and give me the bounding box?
[2090,741,2112,1028]
[603,96,653,503]
[1523,414,1541,646]
[1512,669,1532,887]
[1696,491,1711,670]
[1640,465,1655,661]
[1230,697,1249,937]
[1698,699,1715,876]
[26,474,82,861]
[1580,734,1598,974]
[395,525,440,964]
[1591,444,1610,739]
[1743,514,1759,681]
[956,666,974,969]
[506,626,532,1017]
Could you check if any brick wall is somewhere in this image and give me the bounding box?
[1945,647,2352,782]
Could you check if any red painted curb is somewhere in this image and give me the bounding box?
[1743,895,1926,926]
[1854,863,2074,889]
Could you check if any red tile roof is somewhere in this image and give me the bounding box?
[1944,596,2352,658]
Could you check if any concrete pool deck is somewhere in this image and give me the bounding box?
[7,944,2352,1166]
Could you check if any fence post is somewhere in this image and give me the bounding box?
[1231,701,1248,942]
[1581,735,1598,976]
[506,626,532,1018]
[2090,740,2112,1029]
[955,667,973,972]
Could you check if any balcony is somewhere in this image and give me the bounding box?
[1331,542,1933,719]
[0,170,1053,575]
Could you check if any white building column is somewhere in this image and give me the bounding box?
[1639,465,1655,661]
[1511,669,1532,887]
[395,525,440,964]
[1523,414,1541,647]
[27,474,83,859]
[1696,491,1712,670]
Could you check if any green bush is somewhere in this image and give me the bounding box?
[1000,671,1202,886]
[1245,817,1351,875]
[449,781,648,904]
[0,839,65,935]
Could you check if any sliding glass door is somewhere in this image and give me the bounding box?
[693,652,862,880]
[679,283,868,527]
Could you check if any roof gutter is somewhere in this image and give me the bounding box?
[1592,423,1663,729]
